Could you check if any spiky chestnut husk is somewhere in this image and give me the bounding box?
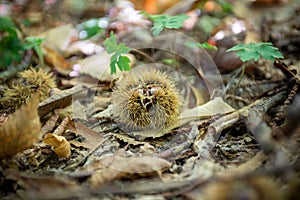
[111,69,182,134]
[0,67,56,109]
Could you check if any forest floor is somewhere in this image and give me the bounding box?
[0,0,300,199]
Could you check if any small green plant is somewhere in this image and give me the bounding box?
[103,32,131,74]
[226,42,284,89]
[23,37,45,67]
[141,12,189,36]
[185,41,218,50]
[227,42,284,62]
[0,16,45,71]
[0,16,24,70]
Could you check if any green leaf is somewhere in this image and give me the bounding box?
[0,17,45,69]
[227,42,284,62]
[0,16,18,39]
[0,32,23,70]
[117,56,131,71]
[103,32,130,55]
[142,12,189,36]
[110,59,117,74]
[23,37,44,50]
[114,43,131,55]
[103,32,117,54]
[151,21,164,37]
[103,32,132,74]
[185,42,217,50]
[164,14,189,29]
[24,37,45,66]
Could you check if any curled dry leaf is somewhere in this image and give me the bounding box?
[43,133,71,158]
[89,156,171,188]
[0,93,41,159]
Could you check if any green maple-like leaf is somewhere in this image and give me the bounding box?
[227,42,284,62]
[117,56,131,71]
[141,12,189,36]
[103,32,131,74]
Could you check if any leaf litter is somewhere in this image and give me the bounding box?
[1,0,300,199]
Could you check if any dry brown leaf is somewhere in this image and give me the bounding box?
[79,52,114,81]
[130,0,182,14]
[127,97,235,139]
[89,156,171,188]
[6,171,81,199]
[53,117,71,136]
[43,133,71,158]
[38,85,87,117]
[68,123,104,149]
[41,109,61,136]
[180,97,235,125]
[164,0,196,15]
[0,93,41,159]
[188,176,283,200]
[40,24,74,52]
[224,151,267,176]
[114,134,147,146]
[42,46,70,75]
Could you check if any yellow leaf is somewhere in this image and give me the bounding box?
[0,93,41,159]
[43,133,71,158]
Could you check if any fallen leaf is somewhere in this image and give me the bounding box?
[224,151,267,175]
[43,133,71,158]
[126,97,235,139]
[164,0,197,15]
[0,93,41,159]
[64,40,103,57]
[40,24,74,52]
[190,176,283,200]
[180,97,235,125]
[68,123,104,149]
[53,117,71,136]
[42,45,70,75]
[41,109,61,136]
[38,84,88,117]
[6,171,81,199]
[89,156,171,188]
[131,0,182,14]
[114,134,147,146]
